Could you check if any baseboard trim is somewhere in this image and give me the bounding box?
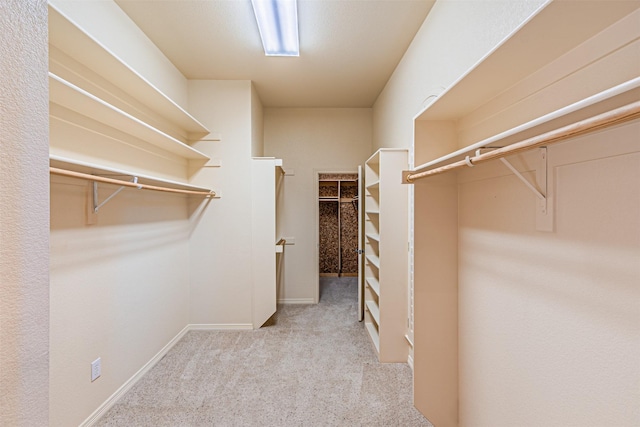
[189,323,253,330]
[278,298,315,304]
[80,324,190,427]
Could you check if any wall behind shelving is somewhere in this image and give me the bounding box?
[188,80,257,326]
[264,108,372,303]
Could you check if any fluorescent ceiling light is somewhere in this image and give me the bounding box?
[251,0,299,56]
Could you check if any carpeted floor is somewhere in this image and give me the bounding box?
[95,277,431,426]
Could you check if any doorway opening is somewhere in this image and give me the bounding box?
[316,171,362,315]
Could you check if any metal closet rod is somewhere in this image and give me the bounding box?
[404,100,640,183]
[50,167,216,197]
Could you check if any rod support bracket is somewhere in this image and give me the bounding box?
[500,148,552,231]
[93,176,140,213]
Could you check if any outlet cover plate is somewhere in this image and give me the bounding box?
[91,358,101,382]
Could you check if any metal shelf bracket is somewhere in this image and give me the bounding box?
[499,147,552,232]
[93,176,141,213]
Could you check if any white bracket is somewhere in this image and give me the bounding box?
[499,147,553,232]
[93,176,141,213]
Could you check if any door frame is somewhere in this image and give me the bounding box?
[314,169,359,304]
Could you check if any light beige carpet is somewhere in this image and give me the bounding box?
[96,277,431,426]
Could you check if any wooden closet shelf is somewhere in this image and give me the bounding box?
[49,72,210,162]
[49,4,210,137]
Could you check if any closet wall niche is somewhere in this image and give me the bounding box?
[318,173,359,277]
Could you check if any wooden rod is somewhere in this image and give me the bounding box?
[405,100,640,182]
[276,238,287,246]
[50,167,215,197]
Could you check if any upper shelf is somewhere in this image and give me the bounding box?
[415,1,640,123]
[411,1,640,171]
[48,4,210,138]
[49,72,210,162]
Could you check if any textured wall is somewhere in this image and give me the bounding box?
[372,0,546,151]
[457,126,640,426]
[0,0,50,425]
[189,80,255,324]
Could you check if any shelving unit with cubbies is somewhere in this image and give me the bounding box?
[363,149,409,362]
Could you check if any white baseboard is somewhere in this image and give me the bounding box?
[189,323,253,330]
[80,325,190,427]
[278,298,315,304]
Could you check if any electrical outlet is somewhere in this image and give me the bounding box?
[91,358,101,382]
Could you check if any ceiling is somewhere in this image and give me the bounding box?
[114,0,435,108]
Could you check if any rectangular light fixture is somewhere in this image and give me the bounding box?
[251,0,299,56]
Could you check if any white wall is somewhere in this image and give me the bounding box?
[456,125,639,426]
[47,2,200,425]
[50,179,192,427]
[0,1,49,425]
[373,0,546,151]
[251,82,265,157]
[264,108,372,302]
[188,80,255,326]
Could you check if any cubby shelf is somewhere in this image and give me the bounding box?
[365,323,380,352]
[365,254,380,270]
[366,276,380,297]
[366,300,381,325]
[49,73,210,162]
[363,148,409,363]
[366,232,380,242]
[366,180,380,190]
[48,4,210,138]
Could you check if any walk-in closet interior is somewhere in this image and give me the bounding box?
[3,1,639,426]
[318,173,359,277]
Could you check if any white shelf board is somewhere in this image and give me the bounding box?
[366,210,380,216]
[50,155,215,193]
[366,180,380,190]
[48,4,209,137]
[366,254,380,269]
[365,322,380,353]
[414,1,638,122]
[366,300,380,325]
[366,276,380,298]
[50,73,209,162]
[366,233,380,243]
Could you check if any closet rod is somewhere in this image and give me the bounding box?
[404,100,640,183]
[50,167,216,197]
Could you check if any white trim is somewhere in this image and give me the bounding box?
[278,298,315,304]
[408,353,414,371]
[189,323,254,330]
[80,325,190,427]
